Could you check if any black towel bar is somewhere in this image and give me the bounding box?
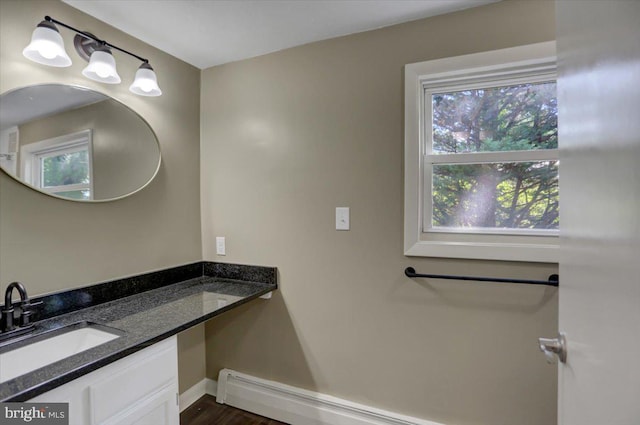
[404,267,559,287]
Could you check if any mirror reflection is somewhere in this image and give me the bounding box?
[0,84,160,201]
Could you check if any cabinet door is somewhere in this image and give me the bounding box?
[103,385,178,425]
[31,373,91,425]
[32,336,178,425]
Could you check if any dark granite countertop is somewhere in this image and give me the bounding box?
[0,262,277,402]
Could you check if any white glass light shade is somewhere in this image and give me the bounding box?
[82,50,121,84]
[129,63,162,97]
[23,21,72,67]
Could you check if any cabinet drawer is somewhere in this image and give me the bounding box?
[89,339,177,425]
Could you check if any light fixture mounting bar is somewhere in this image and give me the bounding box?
[44,15,149,63]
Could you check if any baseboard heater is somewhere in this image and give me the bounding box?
[216,369,445,425]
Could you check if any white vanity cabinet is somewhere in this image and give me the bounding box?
[31,336,179,425]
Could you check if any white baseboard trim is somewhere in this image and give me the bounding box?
[179,378,218,412]
[216,369,445,425]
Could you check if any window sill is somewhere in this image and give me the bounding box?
[404,239,558,263]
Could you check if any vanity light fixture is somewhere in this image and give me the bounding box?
[23,16,162,97]
[129,63,162,97]
[22,20,72,67]
[82,47,121,84]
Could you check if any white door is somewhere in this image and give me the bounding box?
[554,1,640,424]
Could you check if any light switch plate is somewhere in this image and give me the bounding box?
[216,236,226,255]
[336,207,350,230]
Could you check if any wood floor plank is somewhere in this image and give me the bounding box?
[180,394,288,425]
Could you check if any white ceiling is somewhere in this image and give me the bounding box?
[62,0,498,69]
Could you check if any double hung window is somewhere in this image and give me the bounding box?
[21,130,93,200]
[404,42,558,262]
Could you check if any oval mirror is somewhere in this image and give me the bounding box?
[0,84,160,202]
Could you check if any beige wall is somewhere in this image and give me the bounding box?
[17,99,160,200]
[201,1,558,425]
[0,0,201,295]
[0,0,204,394]
[177,323,206,394]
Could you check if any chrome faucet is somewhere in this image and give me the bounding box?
[1,282,34,333]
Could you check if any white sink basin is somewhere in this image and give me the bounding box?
[0,323,121,383]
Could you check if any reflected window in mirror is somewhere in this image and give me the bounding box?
[21,129,93,200]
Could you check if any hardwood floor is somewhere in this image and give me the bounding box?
[180,395,288,425]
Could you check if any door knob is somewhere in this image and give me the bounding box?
[538,332,567,363]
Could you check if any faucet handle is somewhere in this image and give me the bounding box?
[18,300,42,327]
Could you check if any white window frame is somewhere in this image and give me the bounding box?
[21,129,94,199]
[404,41,558,262]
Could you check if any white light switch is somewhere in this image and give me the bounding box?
[216,237,226,255]
[336,207,350,230]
